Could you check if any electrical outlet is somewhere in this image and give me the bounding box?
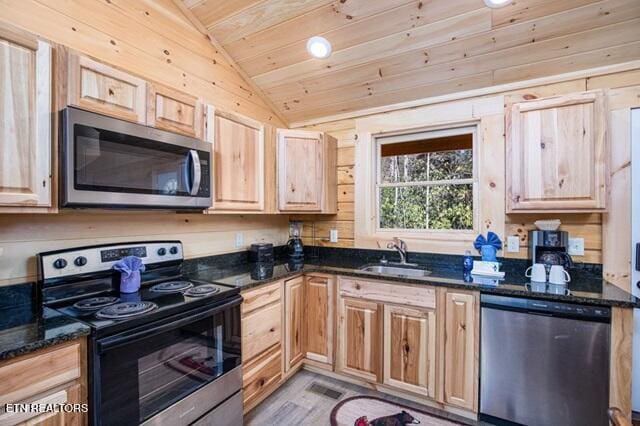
[235,232,244,248]
[568,237,585,256]
[330,229,339,243]
[507,236,520,253]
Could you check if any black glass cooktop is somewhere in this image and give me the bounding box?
[51,277,239,337]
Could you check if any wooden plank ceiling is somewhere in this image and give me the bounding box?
[182,0,640,124]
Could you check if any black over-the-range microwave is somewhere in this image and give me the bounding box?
[60,107,211,210]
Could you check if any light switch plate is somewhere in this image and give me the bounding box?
[568,237,585,256]
[507,236,520,253]
[330,229,339,243]
[235,232,244,248]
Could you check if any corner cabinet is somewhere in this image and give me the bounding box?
[284,276,306,372]
[205,107,265,212]
[506,90,608,212]
[305,274,335,366]
[0,24,52,211]
[277,129,337,213]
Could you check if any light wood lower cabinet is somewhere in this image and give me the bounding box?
[383,305,437,398]
[284,276,306,371]
[442,290,479,411]
[240,281,284,411]
[241,276,479,417]
[305,274,335,366]
[336,297,382,382]
[242,344,282,410]
[0,339,86,426]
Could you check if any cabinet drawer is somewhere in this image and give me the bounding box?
[0,342,81,405]
[242,302,282,362]
[241,281,282,316]
[339,278,436,309]
[242,344,282,407]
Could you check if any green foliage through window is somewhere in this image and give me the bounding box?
[378,135,473,231]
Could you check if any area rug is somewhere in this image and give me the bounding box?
[330,395,464,426]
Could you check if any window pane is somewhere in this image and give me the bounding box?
[428,150,472,180]
[379,184,473,231]
[380,149,472,183]
[427,184,473,230]
[379,186,428,229]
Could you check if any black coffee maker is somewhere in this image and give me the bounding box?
[287,221,304,261]
[528,230,573,269]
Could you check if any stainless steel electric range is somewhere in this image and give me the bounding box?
[37,241,242,426]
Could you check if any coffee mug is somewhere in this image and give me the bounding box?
[549,265,571,285]
[525,263,547,282]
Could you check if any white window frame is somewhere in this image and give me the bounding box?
[375,125,477,234]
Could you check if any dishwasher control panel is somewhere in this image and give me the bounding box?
[481,294,611,320]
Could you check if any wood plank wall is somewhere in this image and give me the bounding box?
[0,0,284,125]
[0,0,290,286]
[296,69,640,265]
[0,213,289,286]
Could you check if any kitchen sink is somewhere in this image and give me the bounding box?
[359,264,431,277]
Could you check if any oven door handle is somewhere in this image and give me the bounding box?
[97,296,241,352]
[184,149,202,196]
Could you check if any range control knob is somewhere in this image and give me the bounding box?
[169,246,179,255]
[53,258,67,269]
[157,248,167,256]
[74,256,87,267]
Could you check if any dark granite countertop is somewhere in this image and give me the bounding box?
[0,284,91,362]
[185,254,639,309]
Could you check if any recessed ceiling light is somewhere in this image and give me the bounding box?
[484,0,513,8]
[306,36,332,59]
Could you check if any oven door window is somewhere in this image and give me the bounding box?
[74,124,203,196]
[98,306,241,425]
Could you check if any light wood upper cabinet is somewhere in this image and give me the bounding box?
[61,48,146,124]
[147,82,204,138]
[442,290,478,411]
[284,276,306,371]
[383,305,436,398]
[0,25,52,210]
[305,274,335,366]
[337,297,382,382]
[206,107,265,211]
[277,129,337,213]
[506,90,608,212]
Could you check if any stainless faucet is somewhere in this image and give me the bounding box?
[387,238,408,264]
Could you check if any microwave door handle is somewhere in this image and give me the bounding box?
[188,149,201,196]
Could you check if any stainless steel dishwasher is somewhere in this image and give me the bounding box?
[480,294,611,426]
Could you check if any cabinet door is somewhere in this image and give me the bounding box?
[147,82,203,138]
[507,90,607,212]
[277,130,324,212]
[443,291,478,411]
[284,276,306,371]
[0,26,51,208]
[305,274,335,365]
[337,298,382,382]
[65,50,146,124]
[383,305,436,398]
[207,108,265,211]
[0,382,83,426]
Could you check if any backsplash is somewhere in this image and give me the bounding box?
[0,212,289,286]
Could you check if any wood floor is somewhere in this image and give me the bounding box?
[244,369,478,425]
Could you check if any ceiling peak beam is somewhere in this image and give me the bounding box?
[171,0,289,126]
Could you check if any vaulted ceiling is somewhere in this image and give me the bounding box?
[180,0,640,124]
